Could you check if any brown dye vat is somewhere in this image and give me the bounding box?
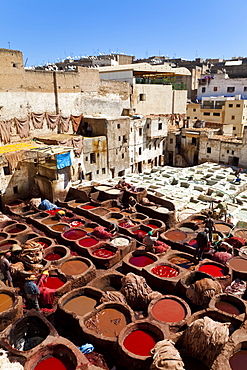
[83,227,94,233]
[64,296,97,317]
[228,257,247,272]
[0,293,13,312]
[42,218,59,225]
[51,224,70,232]
[121,211,130,216]
[109,207,121,212]
[0,239,19,252]
[229,349,247,370]
[5,224,27,234]
[0,232,8,241]
[215,223,232,233]
[215,301,241,315]
[84,307,128,338]
[0,220,17,231]
[61,260,89,275]
[69,200,85,208]
[165,229,187,242]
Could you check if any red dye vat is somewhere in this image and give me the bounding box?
[80,205,96,210]
[151,265,178,278]
[123,329,158,357]
[79,237,99,248]
[9,227,24,233]
[152,298,186,323]
[215,301,241,315]
[198,264,225,277]
[9,201,22,206]
[43,277,65,289]
[229,350,247,370]
[129,256,154,267]
[70,220,84,227]
[188,239,197,248]
[133,230,148,236]
[34,356,75,370]
[45,253,62,261]
[146,224,159,229]
[63,229,86,240]
[93,248,115,258]
[46,209,61,215]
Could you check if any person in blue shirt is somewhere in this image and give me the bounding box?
[23,275,41,312]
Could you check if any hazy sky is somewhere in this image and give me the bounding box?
[1,0,247,66]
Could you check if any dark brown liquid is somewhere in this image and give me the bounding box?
[0,293,13,313]
[165,230,187,242]
[64,295,97,316]
[42,218,58,225]
[215,301,241,315]
[51,224,70,232]
[229,350,247,370]
[61,260,88,275]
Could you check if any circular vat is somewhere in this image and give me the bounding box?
[4,223,28,235]
[0,239,20,252]
[209,293,246,317]
[148,295,191,324]
[168,252,198,271]
[83,302,133,340]
[214,222,233,234]
[89,243,120,268]
[143,219,165,231]
[69,219,85,228]
[62,228,87,241]
[163,229,188,243]
[122,251,157,274]
[197,261,228,278]
[233,228,247,240]
[178,222,199,233]
[26,343,77,370]
[229,342,247,370]
[227,257,247,279]
[40,274,66,290]
[0,220,17,230]
[58,286,102,318]
[30,237,54,249]
[130,213,148,222]
[88,273,123,292]
[77,236,99,248]
[43,245,70,265]
[105,212,124,223]
[68,199,86,208]
[0,232,8,242]
[50,223,70,233]
[118,321,165,367]
[32,212,49,220]
[7,315,50,351]
[79,203,97,210]
[60,257,93,277]
[150,263,179,278]
[83,222,98,234]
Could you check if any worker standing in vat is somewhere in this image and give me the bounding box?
[78,163,84,182]
[195,230,209,261]
[23,275,41,312]
[128,196,137,213]
[203,211,215,243]
[234,168,242,179]
[143,231,159,253]
[214,200,228,222]
[0,251,13,287]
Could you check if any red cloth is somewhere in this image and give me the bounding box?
[38,275,56,306]
[212,251,233,265]
[223,237,245,249]
[93,226,112,239]
[154,240,170,254]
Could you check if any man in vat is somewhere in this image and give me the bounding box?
[0,251,13,287]
[214,200,228,222]
[23,275,41,312]
[195,230,209,261]
[203,211,215,243]
[116,177,127,190]
[127,196,137,213]
[144,231,159,253]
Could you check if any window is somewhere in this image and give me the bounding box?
[117,124,120,129]
[229,104,233,107]
[139,147,142,155]
[203,112,210,116]
[232,151,234,155]
[187,117,190,119]
[139,128,142,136]
[192,137,197,145]
[139,93,146,101]
[194,117,198,119]
[158,122,162,130]
[207,147,211,153]
[147,123,150,128]
[13,186,18,194]
[121,153,124,159]
[193,108,196,112]
[202,87,206,93]
[233,127,236,130]
[3,166,11,175]
[102,168,106,174]
[149,145,151,150]
[213,112,220,116]
[227,87,235,92]
[170,138,173,144]
[96,170,99,174]
[213,87,218,91]
[231,116,235,120]
[244,87,247,91]
[13,63,17,68]
[236,104,241,107]
[118,136,121,141]
[227,150,229,153]
[85,156,88,161]
[90,153,96,164]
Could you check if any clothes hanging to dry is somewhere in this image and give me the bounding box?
[71,114,83,133]
[31,112,46,129]
[72,136,83,156]
[4,150,25,171]
[45,113,60,130]
[59,116,70,133]
[15,118,30,138]
[0,120,11,144]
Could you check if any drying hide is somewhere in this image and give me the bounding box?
[0,349,24,369]
[120,273,162,310]
[150,339,185,370]
[181,316,230,367]
[100,291,128,305]
[224,278,246,298]
[186,278,222,307]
